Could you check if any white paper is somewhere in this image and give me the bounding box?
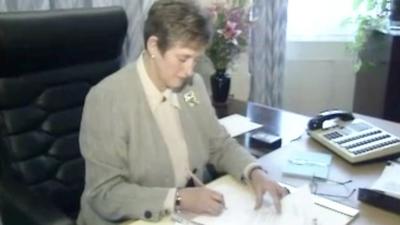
[192,181,315,225]
[186,176,356,225]
[218,114,262,137]
[371,162,400,199]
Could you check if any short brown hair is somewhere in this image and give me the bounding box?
[144,0,212,53]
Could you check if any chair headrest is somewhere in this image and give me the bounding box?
[0,6,128,76]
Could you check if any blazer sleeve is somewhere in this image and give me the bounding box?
[79,85,169,222]
[193,75,256,181]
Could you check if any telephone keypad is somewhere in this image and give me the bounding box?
[309,118,400,163]
[324,131,343,140]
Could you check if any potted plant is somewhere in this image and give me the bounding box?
[347,0,391,69]
[351,0,400,119]
[206,0,252,105]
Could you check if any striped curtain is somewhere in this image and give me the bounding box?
[249,0,288,107]
[0,0,154,64]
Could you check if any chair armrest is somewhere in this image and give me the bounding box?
[0,177,75,225]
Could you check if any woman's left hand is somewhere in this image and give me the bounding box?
[249,168,289,213]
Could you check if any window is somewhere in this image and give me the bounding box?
[287,0,356,41]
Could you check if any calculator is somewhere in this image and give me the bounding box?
[308,117,400,163]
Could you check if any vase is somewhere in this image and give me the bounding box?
[210,68,231,105]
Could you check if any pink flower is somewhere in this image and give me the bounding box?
[228,8,243,24]
[206,1,252,70]
[218,20,242,45]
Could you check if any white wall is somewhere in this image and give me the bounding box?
[196,52,250,102]
[228,52,251,101]
[282,41,356,116]
[227,41,357,117]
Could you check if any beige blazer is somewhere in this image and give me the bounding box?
[77,62,256,225]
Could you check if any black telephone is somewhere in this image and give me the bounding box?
[307,109,400,163]
[307,109,355,130]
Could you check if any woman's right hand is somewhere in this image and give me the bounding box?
[178,187,226,216]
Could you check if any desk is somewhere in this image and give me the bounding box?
[130,100,400,225]
[217,99,400,225]
[214,99,309,156]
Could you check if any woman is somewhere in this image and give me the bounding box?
[77,0,288,224]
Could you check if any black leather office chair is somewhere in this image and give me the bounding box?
[0,7,127,225]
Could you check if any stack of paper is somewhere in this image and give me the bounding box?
[193,177,315,225]
[126,175,359,225]
[218,114,262,137]
[191,176,358,225]
[371,161,400,199]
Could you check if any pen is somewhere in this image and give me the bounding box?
[289,158,329,167]
[186,169,227,209]
[187,169,205,187]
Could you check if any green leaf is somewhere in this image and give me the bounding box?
[353,0,364,10]
[340,17,353,26]
[366,0,377,10]
[379,0,388,12]
[239,0,246,7]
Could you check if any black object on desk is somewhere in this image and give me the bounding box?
[358,188,400,214]
[249,131,282,150]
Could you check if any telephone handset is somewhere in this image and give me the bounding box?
[308,110,355,130]
[307,109,400,163]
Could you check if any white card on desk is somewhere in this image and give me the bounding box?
[282,151,332,179]
[218,114,262,137]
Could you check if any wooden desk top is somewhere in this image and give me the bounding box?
[128,100,400,225]
[217,99,400,225]
[215,99,309,156]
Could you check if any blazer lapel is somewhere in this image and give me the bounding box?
[128,63,175,186]
[177,87,206,173]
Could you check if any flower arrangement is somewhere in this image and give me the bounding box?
[206,0,252,71]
